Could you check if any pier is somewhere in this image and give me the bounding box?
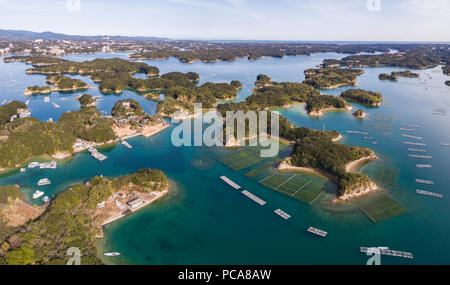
[307,227,327,237]
[360,247,413,259]
[241,190,266,206]
[415,179,434,185]
[121,140,132,149]
[220,176,241,190]
[416,189,443,198]
[274,209,291,220]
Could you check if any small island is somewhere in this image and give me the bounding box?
[0,169,168,265]
[25,75,89,96]
[353,109,366,119]
[379,73,398,81]
[77,93,97,107]
[391,70,420,78]
[303,67,364,89]
[341,89,383,107]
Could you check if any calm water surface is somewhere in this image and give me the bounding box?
[0,52,449,264]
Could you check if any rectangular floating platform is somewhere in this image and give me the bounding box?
[403,124,420,128]
[307,227,327,237]
[220,176,241,190]
[415,179,434,185]
[274,209,291,220]
[416,164,432,168]
[241,190,266,206]
[408,154,432,159]
[403,141,426,146]
[346,130,369,135]
[360,247,413,259]
[408,148,427,153]
[416,189,443,198]
[441,143,450,147]
[401,134,423,140]
[399,128,415,132]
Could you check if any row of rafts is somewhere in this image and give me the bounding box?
[220,176,415,259]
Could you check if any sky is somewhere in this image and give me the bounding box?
[0,0,449,42]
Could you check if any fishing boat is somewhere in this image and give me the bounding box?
[32,190,44,199]
[42,196,50,203]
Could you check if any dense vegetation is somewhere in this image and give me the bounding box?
[289,134,374,196]
[0,169,168,265]
[353,109,366,118]
[111,99,145,118]
[45,75,89,90]
[0,185,23,205]
[0,104,115,169]
[77,94,95,106]
[341,89,383,106]
[303,68,364,89]
[322,51,442,70]
[3,56,68,66]
[391,70,420,78]
[0,100,27,125]
[378,73,398,81]
[305,95,347,113]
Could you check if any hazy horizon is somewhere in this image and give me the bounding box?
[0,0,449,42]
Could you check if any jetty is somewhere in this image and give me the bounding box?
[408,148,426,153]
[241,190,266,206]
[415,179,434,185]
[360,247,413,259]
[403,141,426,146]
[121,140,132,149]
[416,189,443,198]
[401,134,423,140]
[307,227,327,237]
[408,154,432,159]
[220,176,241,190]
[416,164,432,168]
[346,130,369,135]
[274,209,291,220]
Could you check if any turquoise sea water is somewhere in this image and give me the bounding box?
[0,52,449,265]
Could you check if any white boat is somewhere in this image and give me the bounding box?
[104,252,121,257]
[37,178,51,186]
[42,196,50,203]
[32,190,44,199]
[20,168,26,172]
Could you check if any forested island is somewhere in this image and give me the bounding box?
[0,169,168,265]
[353,109,366,119]
[379,73,398,81]
[303,67,364,89]
[391,70,420,78]
[25,75,89,96]
[217,75,349,117]
[77,93,96,106]
[341,89,383,106]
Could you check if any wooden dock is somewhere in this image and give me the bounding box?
[307,227,327,237]
[241,190,266,206]
[416,189,443,198]
[274,209,291,220]
[220,176,241,190]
